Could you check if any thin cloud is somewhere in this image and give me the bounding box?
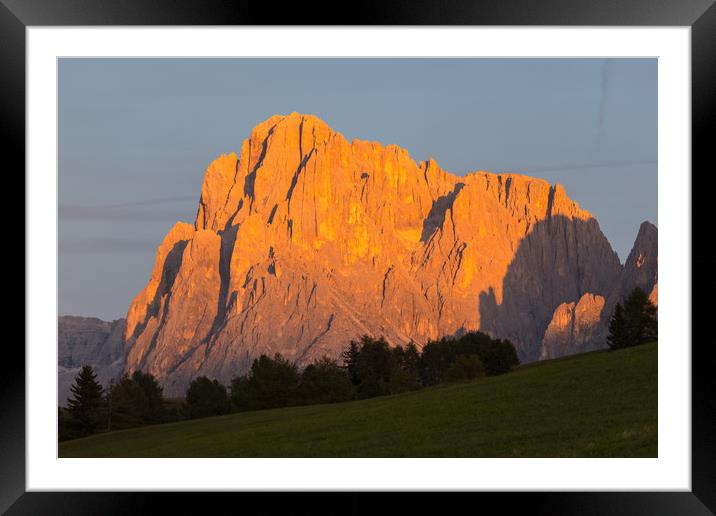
[496,159,657,175]
[60,195,197,221]
[103,195,197,208]
[59,237,160,255]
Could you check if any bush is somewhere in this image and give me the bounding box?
[185,376,230,419]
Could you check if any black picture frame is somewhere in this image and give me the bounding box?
[4,0,708,513]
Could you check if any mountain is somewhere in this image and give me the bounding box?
[619,221,658,304]
[121,113,656,395]
[58,316,126,405]
[539,221,658,359]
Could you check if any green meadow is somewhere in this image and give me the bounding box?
[59,343,657,458]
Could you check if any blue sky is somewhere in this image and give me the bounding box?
[59,58,657,320]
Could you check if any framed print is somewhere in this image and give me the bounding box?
[5,0,710,513]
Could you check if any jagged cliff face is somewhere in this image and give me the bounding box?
[539,293,607,360]
[540,221,658,359]
[620,221,658,303]
[59,316,125,368]
[58,316,126,404]
[122,113,648,394]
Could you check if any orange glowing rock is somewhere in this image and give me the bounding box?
[123,113,655,395]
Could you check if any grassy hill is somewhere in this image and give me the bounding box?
[59,343,657,458]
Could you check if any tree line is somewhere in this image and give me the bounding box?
[59,330,519,441]
[59,287,656,442]
[59,369,178,441]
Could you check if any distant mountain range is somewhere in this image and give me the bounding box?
[58,316,125,404]
[59,113,657,397]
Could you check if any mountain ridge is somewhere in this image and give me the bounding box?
[80,113,656,396]
[58,315,126,404]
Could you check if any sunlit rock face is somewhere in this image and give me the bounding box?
[649,284,658,306]
[539,294,607,360]
[123,113,653,395]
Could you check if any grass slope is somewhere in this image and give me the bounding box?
[59,343,657,458]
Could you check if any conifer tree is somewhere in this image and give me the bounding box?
[607,287,658,350]
[341,340,361,385]
[184,376,230,419]
[607,302,628,349]
[66,365,106,436]
[623,287,658,345]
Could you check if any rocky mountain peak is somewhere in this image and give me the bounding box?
[121,114,653,395]
[620,220,658,301]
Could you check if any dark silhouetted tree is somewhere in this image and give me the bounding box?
[297,357,355,404]
[419,332,518,384]
[388,344,421,393]
[393,342,420,377]
[476,337,519,375]
[66,365,106,437]
[608,287,658,349]
[341,340,361,385]
[106,374,145,430]
[229,376,251,412]
[350,335,395,398]
[230,354,300,411]
[131,370,165,423]
[342,336,424,396]
[447,354,486,381]
[419,337,456,385]
[105,371,166,430]
[607,302,629,350]
[623,287,658,345]
[185,376,230,419]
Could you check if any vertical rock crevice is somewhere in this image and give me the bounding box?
[123,113,654,395]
